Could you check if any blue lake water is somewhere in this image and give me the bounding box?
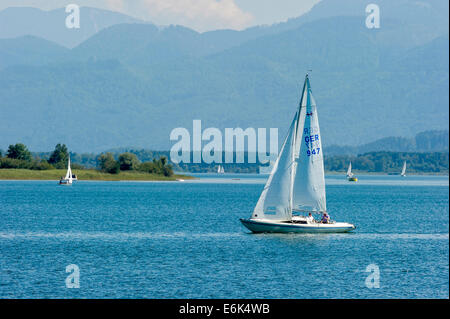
[0,175,448,298]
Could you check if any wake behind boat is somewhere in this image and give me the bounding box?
[240,74,356,234]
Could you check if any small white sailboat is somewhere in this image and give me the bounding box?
[59,156,74,185]
[347,162,358,182]
[259,160,275,175]
[240,74,356,233]
[217,165,225,174]
[401,161,407,177]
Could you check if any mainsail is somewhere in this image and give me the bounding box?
[401,161,406,176]
[347,162,353,178]
[252,115,297,221]
[64,156,73,182]
[291,75,327,212]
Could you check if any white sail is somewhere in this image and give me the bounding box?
[64,156,73,182]
[401,161,406,176]
[259,160,276,175]
[346,162,353,178]
[221,166,225,173]
[252,115,297,221]
[292,75,327,212]
[217,165,221,173]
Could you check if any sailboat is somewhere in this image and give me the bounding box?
[259,160,275,175]
[347,162,358,182]
[59,156,74,185]
[217,165,225,174]
[240,74,356,233]
[401,161,407,177]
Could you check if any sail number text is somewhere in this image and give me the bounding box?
[306,148,320,156]
[304,132,321,157]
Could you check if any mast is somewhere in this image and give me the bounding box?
[291,74,327,213]
[66,155,73,182]
[347,162,353,178]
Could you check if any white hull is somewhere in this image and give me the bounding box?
[59,180,72,185]
[240,218,356,233]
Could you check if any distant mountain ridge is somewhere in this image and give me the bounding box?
[0,1,448,152]
[0,6,144,48]
[326,130,449,155]
[2,0,448,49]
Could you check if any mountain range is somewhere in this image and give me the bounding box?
[326,130,449,155]
[0,0,448,152]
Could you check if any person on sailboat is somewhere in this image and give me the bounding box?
[306,213,315,224]
[321,212,330,224]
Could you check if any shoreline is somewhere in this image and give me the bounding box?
[180,171,449,176]
[0,169,447,181]
[0,169,193,181]
[323,171,449,176]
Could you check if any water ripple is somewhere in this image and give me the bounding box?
[0,231,245,240]
[0,231,447,241]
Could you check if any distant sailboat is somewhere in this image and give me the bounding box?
[347,162,358,182]
[240,74,356,233]
[217,165,225,174]
[401,161,407,177]
[259,160,275,175]
[59,156,74,185]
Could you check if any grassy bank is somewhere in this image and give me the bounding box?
[0,169,193,181]
[324,170,449,176]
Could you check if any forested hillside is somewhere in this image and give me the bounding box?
[0,1,448,152]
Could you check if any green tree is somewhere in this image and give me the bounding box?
[97,153,120,174]
[138,162,156,173]
[6,143,32,161]
[33,160,54,170]
[118,152,140,171]
[159,156,173,177]
[48,144,69,168]
[137,156,173,176]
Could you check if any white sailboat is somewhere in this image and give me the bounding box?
[259,160,275,175]
[401,161,407,177]
[59,156,74,185]
[240,74,356,233]
[217,165,225,174]
[347,162,358,182]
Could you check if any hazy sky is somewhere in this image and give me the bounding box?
[0,0,321,32]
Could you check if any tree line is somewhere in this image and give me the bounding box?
[1,144,448,174]
[97,152,173,176]
[325,151,448,173]
[0,143,173,176]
